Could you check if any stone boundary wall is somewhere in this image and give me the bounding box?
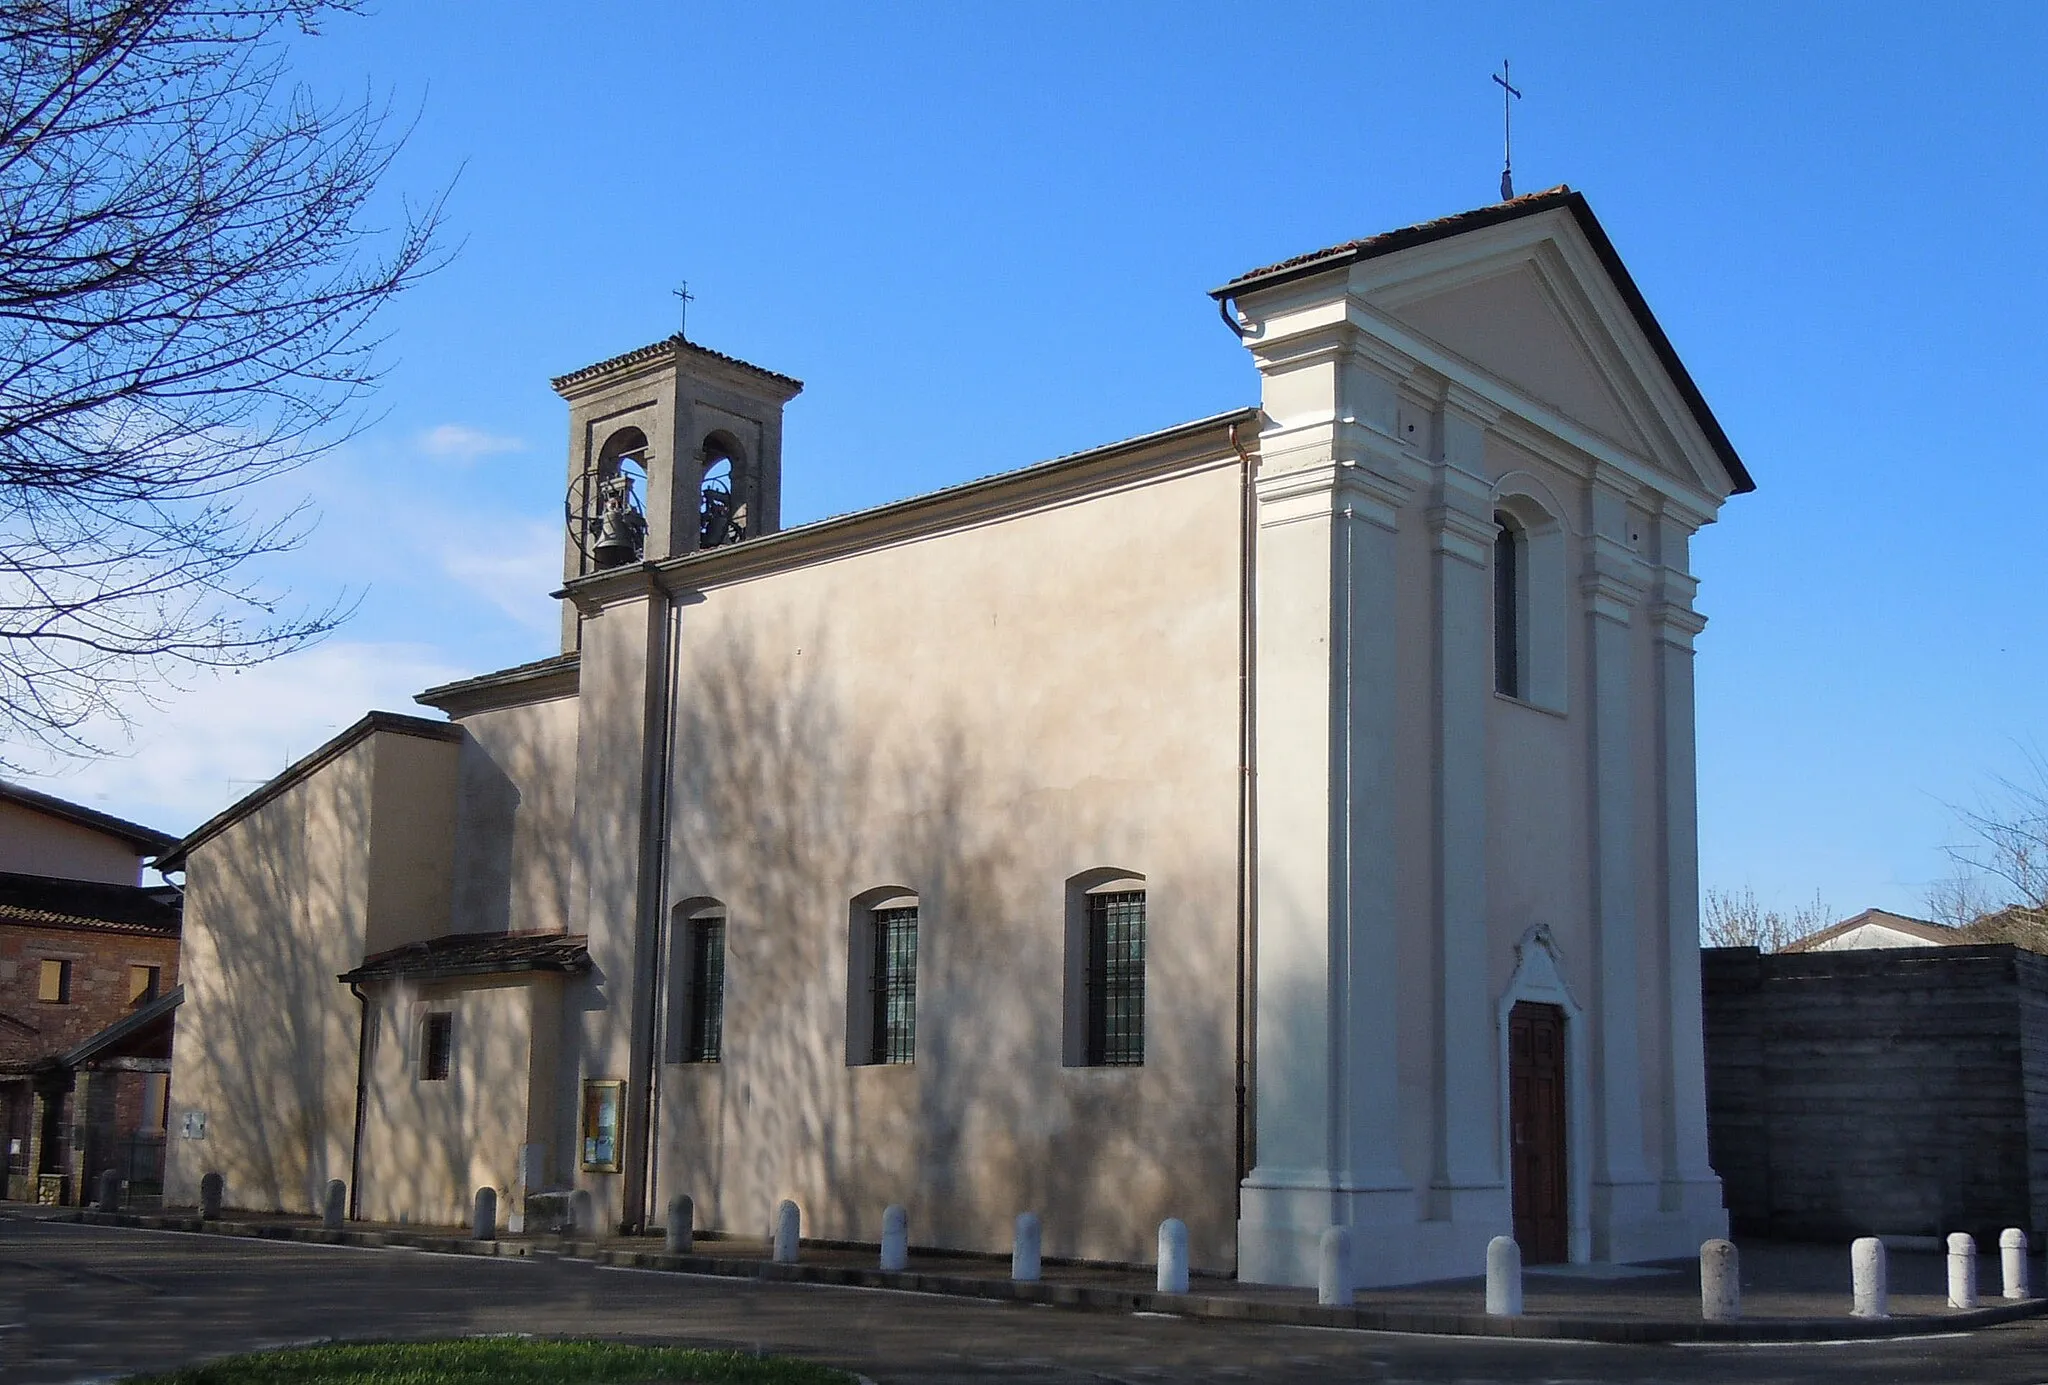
[1704,943,2048,1241]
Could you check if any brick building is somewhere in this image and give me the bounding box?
[0,782,181,1203]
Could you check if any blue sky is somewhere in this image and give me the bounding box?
[15,3,2048,923]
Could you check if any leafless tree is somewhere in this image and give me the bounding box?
[0,0,445,767]
[1936,749,2048,950]
[1700,885,1832,952]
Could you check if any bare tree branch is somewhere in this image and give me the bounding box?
[0,0,446,767]
[1701,886,1832,952]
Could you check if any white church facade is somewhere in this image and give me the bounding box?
[161,186,1747,1287]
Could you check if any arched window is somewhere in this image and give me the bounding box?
[667,899,726,1064]
[1492,482,1569,712]
[1494,511,1525,699]
[700,433,749,549]
[1064,870,1147,1067]
[847,889,918,1065]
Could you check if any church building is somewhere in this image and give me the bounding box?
[161,186,1748,1287]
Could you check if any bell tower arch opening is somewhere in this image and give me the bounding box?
[698,430,750,550]
[550,335,804,649]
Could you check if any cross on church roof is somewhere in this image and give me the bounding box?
[673,281,695,339]
[1493,60,1523,201]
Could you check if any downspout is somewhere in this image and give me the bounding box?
[628,577,683,1233]
[347,982,369,1221]
[1229,418,1260,1207]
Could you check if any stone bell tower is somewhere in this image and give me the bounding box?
[552,335,804,649]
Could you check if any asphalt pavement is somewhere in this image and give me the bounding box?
[7,1213,2048,1384]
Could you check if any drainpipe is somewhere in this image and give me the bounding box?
[1229,418,1260,1204]
[627,577,683,1233]
[347,982,369,1221]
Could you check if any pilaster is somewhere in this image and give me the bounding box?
[1581,466,1655,1254]
[1649,512,1726,1229]
[1424,388,1505,1218]
[1239,355,1421,1284]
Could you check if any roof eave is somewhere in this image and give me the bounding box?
[1210,189,1755,497]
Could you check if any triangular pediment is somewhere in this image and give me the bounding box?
[1385,263,1655,459]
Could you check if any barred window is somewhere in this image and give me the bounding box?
[870,905,918,1065]
[685,915,726,1063]
[1086,891,1146,1066]
[420,1012,453,1081]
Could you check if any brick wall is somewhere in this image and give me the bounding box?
[0,923,180,1066]
[1704,943,2045,1241]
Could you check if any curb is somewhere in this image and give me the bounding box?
[54,1210,2048,1344]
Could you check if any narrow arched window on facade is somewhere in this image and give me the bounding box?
[1494,512,1524,699]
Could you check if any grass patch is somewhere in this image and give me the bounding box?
[122,1338,857,1384]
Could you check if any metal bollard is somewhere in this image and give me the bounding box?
[1156,1218,1189,1294]
[1948,1232,1978,1310]
[1485,1235,1523,1317]
[96,1168,121,1214]
[666,1194,694,1254]
[772,1199,800,1264]
[1318,1226,1352,1307]
[1852,1236,1888,1318]
[1012,1211,1042,1282]
[200,1171,223,1220]
[2002,1228,2029,1300]
[1701,1239,1740,1321]
[473,1186,497,1241]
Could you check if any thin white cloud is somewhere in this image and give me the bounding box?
[417,423,525,464]
[8,641,469,840]
[440,517,563,632]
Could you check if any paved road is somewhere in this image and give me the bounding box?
[7,1215,2048,1384]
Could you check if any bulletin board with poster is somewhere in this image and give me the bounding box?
[580,1079,624,1173]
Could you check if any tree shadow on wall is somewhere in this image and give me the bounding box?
[656,616,1239,1266]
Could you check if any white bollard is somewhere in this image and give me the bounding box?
[1012,1211,1042,1282]
[568,1188,596,1237]
[1948,1232,1979,1310]
[472,1186,497,1241]
[881,1204,909,1272]
[1317,1226,1352,1307]
[2001,1228,2029,1300]
[1701,1239,1740,1321]
[322,1178,345,1230]
[1852,1236,1888,1318]
[772,1199,801,1264]
[666,1194,694,1254]
[1157,1217,1189,1294]
[1485,1235,1523,1317]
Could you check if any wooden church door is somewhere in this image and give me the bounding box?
[1509,1001,1570,1263]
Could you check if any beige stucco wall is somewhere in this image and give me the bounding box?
[0,800,146,884]
[595,450,1247,1268]
[356,975,560,1225]
[448,698,579,937]
[165,728,459,1213]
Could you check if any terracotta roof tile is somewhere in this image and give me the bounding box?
[0,871,180,938]
[550,335,802,394]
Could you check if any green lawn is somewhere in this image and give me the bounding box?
[121,1339,859,1384]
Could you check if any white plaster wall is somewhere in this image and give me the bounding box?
[0,801,148,884]
[165,730,460,1214]
[638,454,1245,1269]
[449,698,580,937]
[357,975,553,1225]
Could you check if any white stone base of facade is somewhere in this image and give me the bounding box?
[1239,1174,1729,1289]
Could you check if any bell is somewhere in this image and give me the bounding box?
[591,507,643,568]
